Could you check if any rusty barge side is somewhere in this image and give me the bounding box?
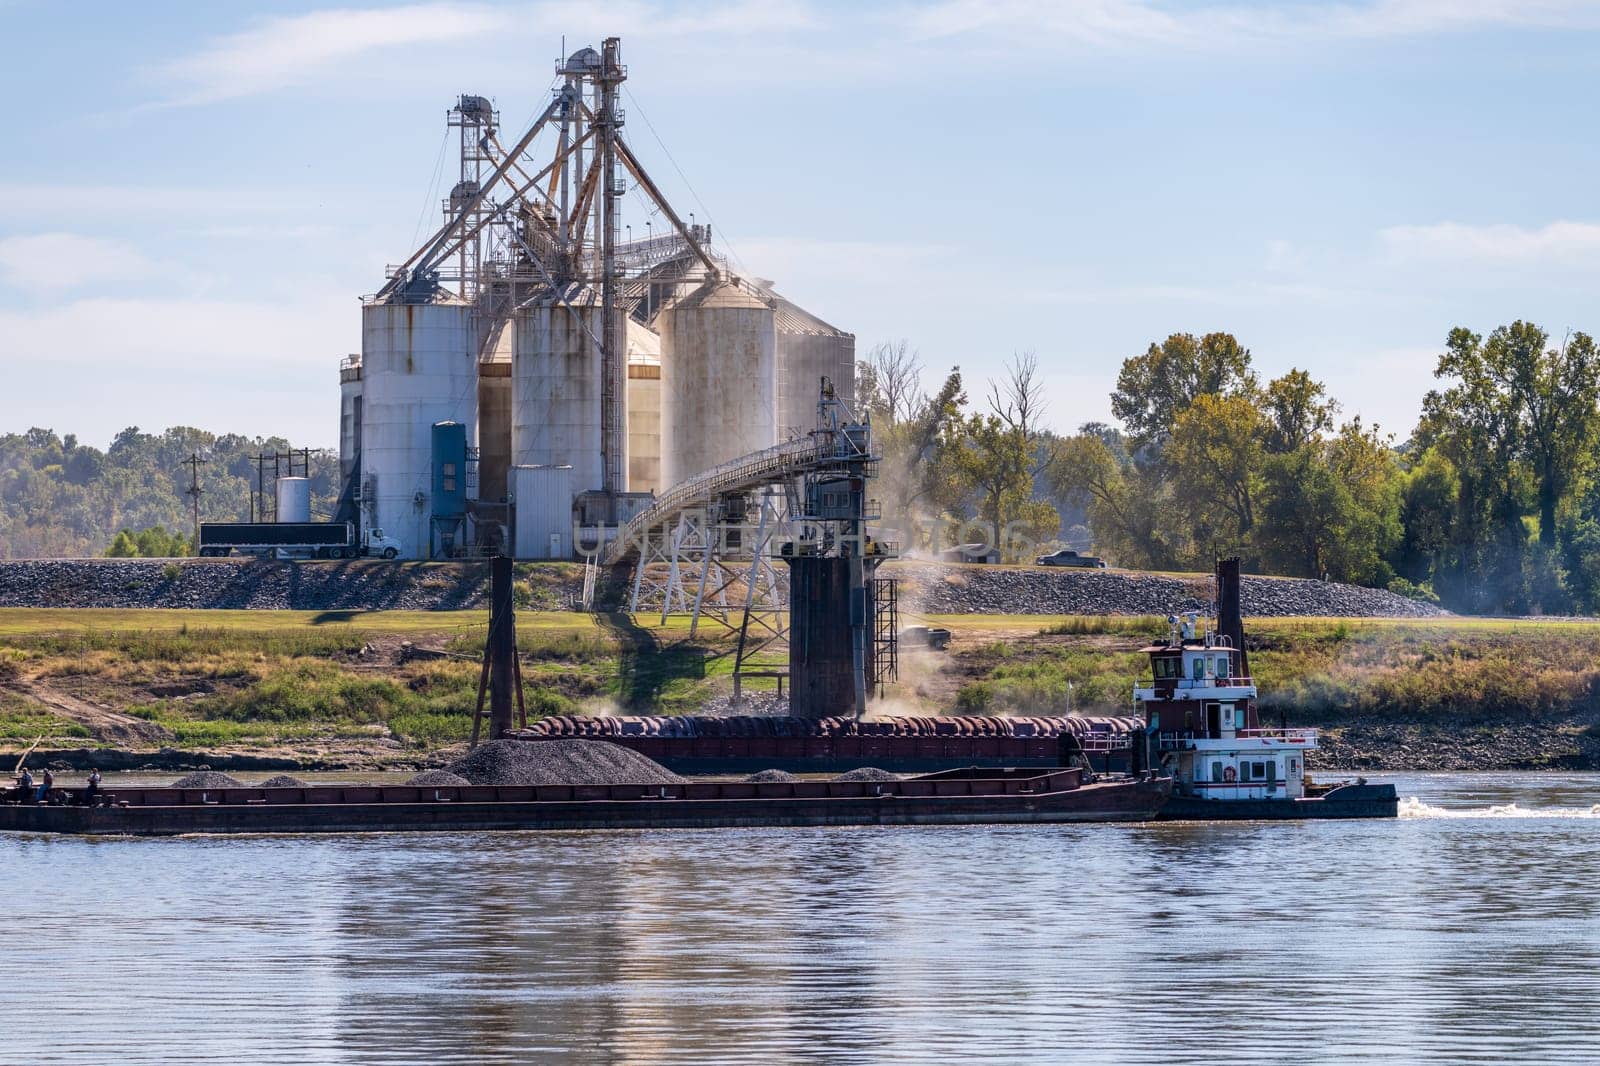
[0,770,1172,837]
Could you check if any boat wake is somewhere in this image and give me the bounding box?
[1399,796,1600,819]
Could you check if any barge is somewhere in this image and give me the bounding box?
[0,768,1171,837]
[513,714,1141,775]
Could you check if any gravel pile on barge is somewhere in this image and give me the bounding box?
[170,771,245,788]
[835,767,901,782]
[446,739,684,786]
[407,770,472,787]
[745,769,800,783]
[259,774,308,788]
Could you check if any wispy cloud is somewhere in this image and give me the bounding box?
[151,3,511,106]
[0,293,349,372]
[0,233,157,292]
[905,0,1600,48]
[1380,220,1600,264]
[0,184,301,223]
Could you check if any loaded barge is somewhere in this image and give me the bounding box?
[0,767,1171,837]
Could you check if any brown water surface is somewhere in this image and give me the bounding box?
[2,772,1597,1064]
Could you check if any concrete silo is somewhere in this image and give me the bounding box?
[477,317,513,503]
[626,319,662,494]
[658,280,777,488]
[359,300,477,559]
[774,297,855,440]
[511,283,607,540]
[338,354,363,486]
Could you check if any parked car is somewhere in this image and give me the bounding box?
[900,625,952,651]
[1036,549,1107,569]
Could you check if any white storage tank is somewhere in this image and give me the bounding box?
[626,319,662,494]
[512,464,573,559]
[275,477,312,523]
[774,298,855,439]
[512,284,606,509]
[338,354,363,486]
[658,279,777,487]
[359,300,477,559]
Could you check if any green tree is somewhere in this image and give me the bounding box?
[105,529,138,557]
[1051,432,1178,569]
[1164,393,1266,545]
[1429,322,1600,547]
[1110,332,1257,449]
[1262,369,1336,454]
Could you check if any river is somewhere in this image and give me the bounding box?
[2,771,1597,1065]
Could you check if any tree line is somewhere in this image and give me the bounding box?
[0,427,339,559]
[856,320,1600,615]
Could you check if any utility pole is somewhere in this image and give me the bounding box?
[183,453,207,554]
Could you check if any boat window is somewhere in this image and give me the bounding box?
[1217,656,1230,678]
[1192,658,1205,681]
[1267,760,1278,783]
[1212,761,1224,783]
[1252,761,1267,781]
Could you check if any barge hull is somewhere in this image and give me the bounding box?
[0,777,1171,837]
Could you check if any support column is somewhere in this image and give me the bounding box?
[489,554,517,739]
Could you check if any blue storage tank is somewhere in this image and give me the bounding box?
[431,421,468,520]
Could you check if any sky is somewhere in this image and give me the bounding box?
[1,0,1598,451]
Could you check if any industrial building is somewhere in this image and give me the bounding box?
[337,38,855,560]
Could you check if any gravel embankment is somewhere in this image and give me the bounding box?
[445,738,684,786]
[1314,715,1600,771]
[0,558,494,610]
[0,558,1445,617]
[888,563,1446,618]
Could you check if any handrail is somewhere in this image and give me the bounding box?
[602,430,846,565]
[1137,676,1256,688]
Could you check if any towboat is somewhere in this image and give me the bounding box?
[1135,609,1396,820]
[0,767,1171,837]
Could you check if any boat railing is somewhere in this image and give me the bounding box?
[1236,728,1318,742]
[1137,676,1256,690]
[1156,728,1315,749]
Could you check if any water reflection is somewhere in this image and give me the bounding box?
[2,773,1598,1064]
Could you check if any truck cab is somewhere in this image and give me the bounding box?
[363,529,402,559]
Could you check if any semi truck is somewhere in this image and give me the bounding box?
[197,522,403,559]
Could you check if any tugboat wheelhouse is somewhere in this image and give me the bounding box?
[1135,612,1316,802]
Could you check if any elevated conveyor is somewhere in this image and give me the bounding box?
[600,430,842,567]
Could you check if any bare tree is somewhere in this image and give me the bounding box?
[868,340,924,425]
[988,350,1056,479]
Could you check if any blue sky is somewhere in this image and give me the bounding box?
[2,0,1598,450]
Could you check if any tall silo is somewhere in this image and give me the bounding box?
[338,353,363,486]
[626,319,662,494]
[658,280,777,487]
[477,317,513,503]
[359,300,477,558]
[511,283,607,518]
[774,297,855,440]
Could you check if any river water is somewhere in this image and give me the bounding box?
[2,771,1597,1065]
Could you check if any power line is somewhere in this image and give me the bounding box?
[622,85,748,278]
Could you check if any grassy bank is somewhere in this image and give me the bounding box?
[0,609,758,759]
[2,609,1598,768]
